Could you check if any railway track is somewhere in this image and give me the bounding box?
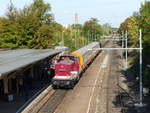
[37,90,67,113]
[106,50,126,113]
[21,86,67,113]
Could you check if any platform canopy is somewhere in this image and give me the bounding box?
[0,48,67,78]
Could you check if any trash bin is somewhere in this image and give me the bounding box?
[8,94,13,102]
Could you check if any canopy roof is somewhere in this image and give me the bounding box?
[0,49,66,77]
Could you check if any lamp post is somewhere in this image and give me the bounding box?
[61,31,64,46]
[75,31,77,48]
[139,29,143,105]
[125,30,128,69]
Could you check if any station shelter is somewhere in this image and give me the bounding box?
[0,48,67,102]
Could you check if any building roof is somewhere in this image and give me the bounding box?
[0,48,67,77]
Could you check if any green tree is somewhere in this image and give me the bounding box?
[139,1,150,63]
[83,18,102,41]
[140,2,150,88]
[118,16,139,47]
[71,24,83,30]
[0,0,55,49]
[118,1,150,88]
[102,23,112,35]
[31,0,53,23]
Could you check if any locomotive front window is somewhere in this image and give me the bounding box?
[70,56,75,61]
[58,56,78,62]
[58,56,66,61]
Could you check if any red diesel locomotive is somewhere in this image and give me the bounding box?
[52,42,100,88]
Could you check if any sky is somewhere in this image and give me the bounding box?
[0,0,147,28]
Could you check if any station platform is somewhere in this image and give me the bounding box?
[0,80,50,113]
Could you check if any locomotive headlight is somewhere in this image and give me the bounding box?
[70,71,78,79]
[71,71,78,75]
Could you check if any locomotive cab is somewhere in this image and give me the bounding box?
[52,55,79,88]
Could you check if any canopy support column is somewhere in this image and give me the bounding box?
[3,77,9,94]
